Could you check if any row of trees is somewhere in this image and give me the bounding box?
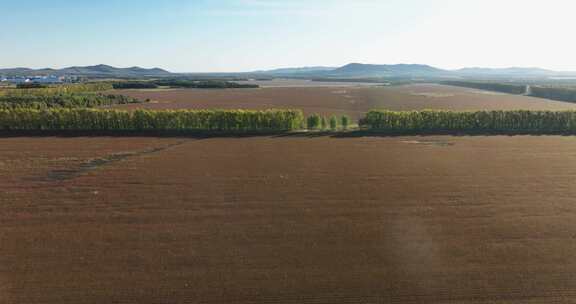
[112,82,159,89]
[0,93,143,109]
[362,109,576,132]
[443,80,576,104]
[113,80,259,89]
[152,79,259,89]
[16,83,48,89]
[307,114,351,130]
[530,86,576,103]
[441,81,527,94]
[6,107,576,133]
[0,82,113,96]
[0,109,305,132]
[10,106,576,134]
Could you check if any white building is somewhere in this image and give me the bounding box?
[1,75,63,84]
[3,77,30,84]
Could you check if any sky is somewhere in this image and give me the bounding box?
[2,0,576,72]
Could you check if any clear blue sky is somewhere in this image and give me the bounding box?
[2,0,576,72]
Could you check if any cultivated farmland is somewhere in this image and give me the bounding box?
[117,83,576,119]
[5,81,576,303]
[4,136,576,303]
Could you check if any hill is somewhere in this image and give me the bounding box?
[253,63,448,78]
[329,63,447,77]
[252,63,576,79]
[4,63,576,80]
[0,64,173,77]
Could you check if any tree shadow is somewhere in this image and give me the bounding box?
[330,130,576,138]
[1,129,576,139]
[0,130,290,139]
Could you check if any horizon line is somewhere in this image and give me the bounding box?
[1,63,575,74]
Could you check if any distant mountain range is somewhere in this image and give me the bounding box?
[1,63,575,79]
[455,67,557,77]
[0,64,172,77]
[254,63,576,78]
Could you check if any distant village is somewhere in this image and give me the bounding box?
[0,75,80,85]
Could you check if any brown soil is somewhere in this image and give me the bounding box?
[3,135,576,303]
[117,84,576,120]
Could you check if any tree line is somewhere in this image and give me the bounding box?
[0,109,304,132]
[0,82,142,109]
[0,93,143,109]
[362,109,576,133]
[7,107,576,134]
[307,114,351,130]
[530,86,576,103]
[443,80,576,103]
[112,80,259,89]
[441,81,526,94]
[0,83,114,96]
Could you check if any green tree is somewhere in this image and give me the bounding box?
[341,115,350,130]
[307,114,321,130]
[329,116,338,131]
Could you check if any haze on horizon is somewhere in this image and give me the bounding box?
[2,0,576,73]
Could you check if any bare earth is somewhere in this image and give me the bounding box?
[117,84,576,119]
[3,135,576,303]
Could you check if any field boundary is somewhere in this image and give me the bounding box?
[4,129,576,139]
[0,130,310,138]
[4,107,576,137]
